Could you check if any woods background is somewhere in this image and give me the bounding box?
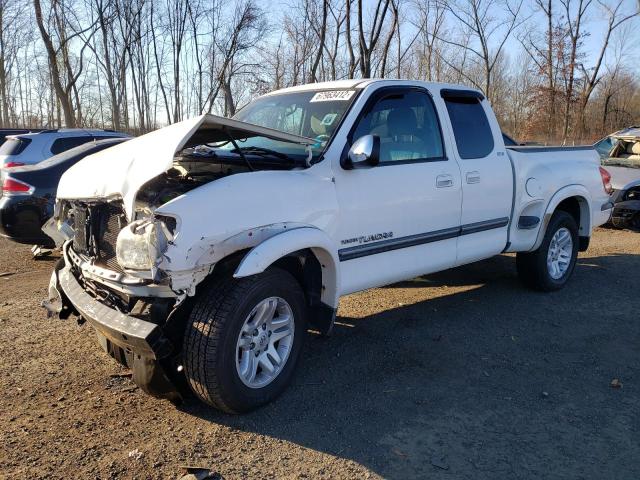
[0,0,638,144]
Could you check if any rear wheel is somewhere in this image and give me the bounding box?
[183,268,306,413]
[516,211,579,291]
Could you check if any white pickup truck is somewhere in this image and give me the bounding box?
[44,80,613,413]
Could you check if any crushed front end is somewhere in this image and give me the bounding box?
[43,199,185,403]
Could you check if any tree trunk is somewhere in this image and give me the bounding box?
[34,0,76,127]
[309,0,328,82]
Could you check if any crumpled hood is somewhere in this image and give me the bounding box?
[57,114,314,219]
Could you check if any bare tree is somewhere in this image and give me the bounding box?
[0,0,635,145]
[214,0,266,116]
[573,0,638,136]
[520,0,565,141]
[378,0,398,77]
[437,0,525,99]
[0,0,28,125]
[325,2,347,80]
[559,0,591,143]
[345,0,358,78]
[33,0,96,127]
[412,0,447,81]
[309,0,328,82]
[356,0,392,78]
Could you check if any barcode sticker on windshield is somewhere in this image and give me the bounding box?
[310,90,356,102]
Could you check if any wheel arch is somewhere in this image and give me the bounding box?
[233,227,340,335]
[533,185,592,251]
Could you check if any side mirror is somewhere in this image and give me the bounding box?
[343,134,380,169]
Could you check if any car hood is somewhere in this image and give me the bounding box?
[56,114,314,219]
[604,165,640,191]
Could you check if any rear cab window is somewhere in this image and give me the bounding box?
[0,137,32,156]
[443,91,494,159]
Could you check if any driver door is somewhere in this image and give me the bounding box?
[333,87,463,295]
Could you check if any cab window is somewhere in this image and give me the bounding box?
[444,96,494,159]
[351,90,445,163]
[50,137,93,155]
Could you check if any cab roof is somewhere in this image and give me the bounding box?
[265,79,485,97]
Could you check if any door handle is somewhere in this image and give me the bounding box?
[436,174,454,188]
[466,171,481,184]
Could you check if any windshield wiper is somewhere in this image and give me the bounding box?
[221,126,254,171]
[230,146,297,163]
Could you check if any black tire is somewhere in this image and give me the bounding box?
[183,268,306,413]
[516,211,579,292]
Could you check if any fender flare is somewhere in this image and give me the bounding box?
[532,184,592,251]
[233,227,340,309]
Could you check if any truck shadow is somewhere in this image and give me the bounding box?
[180,252,640,479]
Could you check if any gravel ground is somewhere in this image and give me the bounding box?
[0,228,639,479]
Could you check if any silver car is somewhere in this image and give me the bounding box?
[0,128,129,169]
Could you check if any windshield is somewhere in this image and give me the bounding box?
[211,89,358,163]
[594,136,614,158]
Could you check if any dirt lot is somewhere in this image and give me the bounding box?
[0,228,639,479]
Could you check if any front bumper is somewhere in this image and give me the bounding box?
[43,248,182,402]
[57,266,170,358]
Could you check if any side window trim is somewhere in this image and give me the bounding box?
[440,88,485,101]
[342,86,448,168]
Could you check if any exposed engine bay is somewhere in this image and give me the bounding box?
[135,145,304,214]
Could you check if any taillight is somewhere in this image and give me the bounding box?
[4,161,25,168]
[1,176,33,195]
[599,166,613,194]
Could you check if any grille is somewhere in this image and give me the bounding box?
[73,206,89,254]
[96,203,126,272]
[71,201,126,273]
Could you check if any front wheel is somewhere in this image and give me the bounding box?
[183,268,306,413]
[516,211,579,291]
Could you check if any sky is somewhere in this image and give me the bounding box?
[271,0,640,75]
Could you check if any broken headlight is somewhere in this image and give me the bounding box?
[115,218,173,270]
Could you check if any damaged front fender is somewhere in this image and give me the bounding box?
[160,223,340,303]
